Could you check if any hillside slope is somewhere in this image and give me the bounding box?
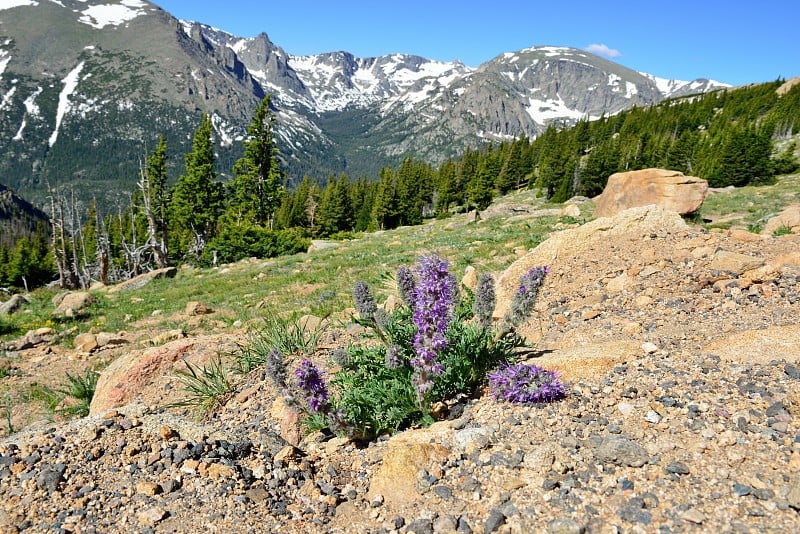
[0,183,798,531]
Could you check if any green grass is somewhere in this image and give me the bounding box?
[172,355,233,416]
[1,176,797,346]
[699,173,799,232]
[24,369,98,418]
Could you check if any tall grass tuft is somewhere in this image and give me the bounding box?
[173,355,233,415]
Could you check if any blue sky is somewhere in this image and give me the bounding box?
[153,1,798,86]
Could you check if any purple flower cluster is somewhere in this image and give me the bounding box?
[410,255,458,396]
[353,280,377,320]
[500,265,549,334]
[488,362,566,404]
[396,266,416,308]
[294,359,329,413]
[474,273,496,329]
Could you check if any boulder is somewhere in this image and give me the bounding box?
[764,204,800,235]
[53,291,96,316]
[185,301,214,316]
[107,267,177,294]
[0,294,29,315]
[74,333,99,352]
[703,324,800,365]
[709,250,765,275]
[89,335,232,415]
[4,327,56,351]
[593,168,708,218]
[494,205,688,320]
[461,265,478,292]
[369,423,451,506]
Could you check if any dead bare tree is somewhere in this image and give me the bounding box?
[138,159,169,269]
[47,182,80,289]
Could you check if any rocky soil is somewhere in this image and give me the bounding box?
[1,205,799,533]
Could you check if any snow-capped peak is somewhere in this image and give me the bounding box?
[76,0,151,30]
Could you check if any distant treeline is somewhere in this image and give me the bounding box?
[1,80,798,291]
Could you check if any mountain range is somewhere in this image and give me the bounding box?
[0,0,729,209]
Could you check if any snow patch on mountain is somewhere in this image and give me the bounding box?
[287,52,471,112]
[641,73,731,97]
[12,86,42,140]
[49,61,84,147]
[0,48,11,77]
[77,0,148,30]
[0,0,38,10]
[0,85,16,112]
[527,93,597,125]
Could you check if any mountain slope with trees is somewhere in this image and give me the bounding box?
[0,0,728,211]
[2,77,798,293]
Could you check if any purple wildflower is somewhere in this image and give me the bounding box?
[488,363,566,404]
[473,273,496,329]
[499,265,548,335]
[265,348,287,390]
[294,359,330,413]
[396,265,416,308]
[410,254,458,398]
[353,280,377,320]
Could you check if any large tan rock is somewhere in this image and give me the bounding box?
[53,291,96,316]
[593,168,708,218]
[494,205,688,320]
[369,423,451,506]
[524,340,642,381]
[90,338,194,415]
[764,204,800,235]
[703,324,800,365]
[89,334,231,415]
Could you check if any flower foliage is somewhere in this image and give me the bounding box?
[353,280,378,320]
[498,265,549,337]
[473,273,496,329]
[488,363,566,404]
[396,265,417,308]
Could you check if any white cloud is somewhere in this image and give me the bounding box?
[585,43,621,59]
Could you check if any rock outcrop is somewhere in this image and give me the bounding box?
[494,204,688,321]
[764,203,800,235]
[592,168,708,218]
[107,267,177,294]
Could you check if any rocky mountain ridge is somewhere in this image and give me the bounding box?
[0,0,729,208]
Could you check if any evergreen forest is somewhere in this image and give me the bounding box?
[1,80,799,292]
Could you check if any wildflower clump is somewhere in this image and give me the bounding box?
[294,358,329,413]
[488,362,565,404]
[279,254,563,441]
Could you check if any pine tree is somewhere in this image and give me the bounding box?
[468,157,495,211]
[227,95,283,228]
[372,166,397,230]
[170,114,222,261]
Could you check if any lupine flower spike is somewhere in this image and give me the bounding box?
[410,254,458,402]
[294,359,330,413]
[496,265,549,342]
[474,273,496,330]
